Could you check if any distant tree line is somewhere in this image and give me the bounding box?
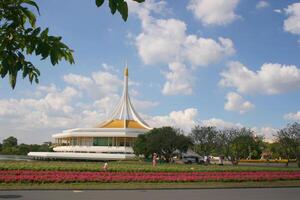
[0,136,53,155]
[133,122,300,167]
[1,123,299,167]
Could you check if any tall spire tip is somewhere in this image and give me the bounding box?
[124,60,128,77]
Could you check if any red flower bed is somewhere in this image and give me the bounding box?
[0,170,299,183]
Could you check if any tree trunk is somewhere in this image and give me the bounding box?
[230,157,238,165]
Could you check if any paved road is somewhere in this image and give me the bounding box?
[0,188,299,200]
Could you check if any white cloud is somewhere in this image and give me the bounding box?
[147,109,277,142]
[135,17,235,67]
[63,70,122,99]
[147,107,251,134]
[0,86,78,119]
[256,1,269,9]
[284,111,300,122]
[0,68,160,143]
[201,120,277,142]
[0,86,81,143]
[253,127,278,143]
[92,71,122,93]
[220,61,300,95]
[129,0,235,95]
[101,62,120,73]
[201,118,242,129]
[92,95,120,116]
[135,18,185,65]
[184,36,235,67]
[225,92,254,114]
[284,3,300,35]
[274,9,282,14]
[132,99,160,111]
[0,82,278,143]
[187,0,240,26]
[162,62,194,95]
[146,108,199,132]
[36,84,58,94]
[130,89,139,96]
[127,0,167,27]
[63,74,93,90]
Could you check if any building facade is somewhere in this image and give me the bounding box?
[28,66,152,160]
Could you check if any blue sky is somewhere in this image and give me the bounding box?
[1,0,300,143]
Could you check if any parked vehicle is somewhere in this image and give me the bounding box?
[181,154,205,164]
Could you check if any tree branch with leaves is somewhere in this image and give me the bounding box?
[0,0,74,88]
[0,0,144,89]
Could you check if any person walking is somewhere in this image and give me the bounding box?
[152,153,158,167]
[102,162,108,171]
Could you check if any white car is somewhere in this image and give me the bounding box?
[181,155,205,164]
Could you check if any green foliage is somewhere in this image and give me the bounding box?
[95,0,145,21]
[1,146,19,155]
[0,0,74,88]
[276,122,300,167]
[218,128,259,165]
[250,136,265,159]
[1,0,146,89]
[133,127,192,162]
[95,0,105,7]
[266,142,285,159]
[2,136,18,148]
[1,136,52,155]
[190,126,218,156]
[133,134,151,158]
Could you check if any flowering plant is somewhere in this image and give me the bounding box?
[1,170,299,183]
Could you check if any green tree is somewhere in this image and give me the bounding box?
[250,136,265,159]
[189,126,218,156]
[1,136,18,154]
[0,0,74,88]
[133,127,192,162]
[267,142,285,159]
[2,136,18,148]
[133,134,151,158]
[16,143,30,155]
[37,142,53,152]
[276,122,300,167]
[218,128,256,165]
[1,146,19,155]
[1,0,144,89]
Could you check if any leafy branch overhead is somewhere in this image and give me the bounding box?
[0,0,74,89]
[0,0,144,89]
[95,0,145,21]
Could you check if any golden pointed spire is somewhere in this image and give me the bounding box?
[124,61,128,77]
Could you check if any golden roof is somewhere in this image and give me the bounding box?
[94,66,152,130]
[97,119,147,129]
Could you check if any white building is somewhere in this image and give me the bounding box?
[28,66,152,160]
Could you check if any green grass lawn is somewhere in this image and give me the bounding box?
[0,160,299,172]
